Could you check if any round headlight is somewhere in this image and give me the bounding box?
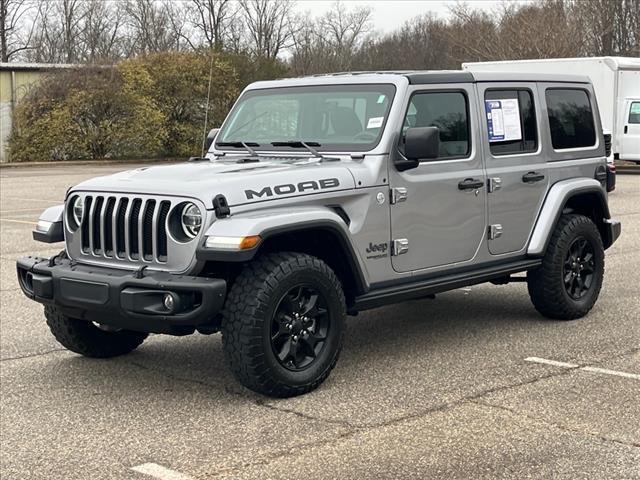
[72,197,84,226]
[181,203,202,239]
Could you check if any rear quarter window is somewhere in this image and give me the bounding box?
[545,89,596,150]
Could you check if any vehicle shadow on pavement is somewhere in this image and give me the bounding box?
[41,285,552,403]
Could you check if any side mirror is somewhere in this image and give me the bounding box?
[204,128,220,152]
[405,126,439,160]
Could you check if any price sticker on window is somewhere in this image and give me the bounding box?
[485,99,522,142]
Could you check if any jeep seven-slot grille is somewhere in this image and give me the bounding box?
[80,195,171,263]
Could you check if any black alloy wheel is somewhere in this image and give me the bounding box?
[563,236,596,300]
[271,285,330,371]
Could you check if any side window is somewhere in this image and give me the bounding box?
[629,101,640,124]
[402,91,470,159]
[545,89,596,149]
[484,89,537,155]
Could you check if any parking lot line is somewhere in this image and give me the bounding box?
[131,463,194,480]
[524,357,579,369]
[525,357,640,380]
[580,366,640,380]
[0,218,35,225]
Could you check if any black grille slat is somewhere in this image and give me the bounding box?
[80,196,93,253]
[92,197,105,254]
[142,200,156,261]
[103,197,116,256]
[157,201,170,261]
[115,198,129,257]
[129,199,142,259]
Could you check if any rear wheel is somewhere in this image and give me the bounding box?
[221,252,345,397]
[45,306,148,357]
[527,214,604,320]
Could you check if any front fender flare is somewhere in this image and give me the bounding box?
[196,206,368,291]
[527,178,609,256]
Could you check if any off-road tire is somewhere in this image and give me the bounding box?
[221,252,346,397]
[44,306,148,357]
[527,214,604,320]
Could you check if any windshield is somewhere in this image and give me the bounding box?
[216,84,396,152]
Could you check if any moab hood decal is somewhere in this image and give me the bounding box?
[71,157,355,207]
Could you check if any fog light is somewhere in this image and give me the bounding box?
[163,292,176,312]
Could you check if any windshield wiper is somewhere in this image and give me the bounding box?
[216,141,260,157]
[271,141,338,161]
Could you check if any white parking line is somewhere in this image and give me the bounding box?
[525,357,640,380]
[131,463,195,480]
[0,218,35,225]
[580,366,640,380]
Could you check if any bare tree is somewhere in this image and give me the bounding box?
[124,0,186,55]
[189,0,237,50]
[319,1,372,70]
[290,1,372,74]
[239,0,294,59]
[27,0,85,63]
[571,0,640,56]
[81,0,125,63]
[355,14,455,71]
[0,0,38,62]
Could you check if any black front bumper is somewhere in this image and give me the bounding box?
[16,255,227,334]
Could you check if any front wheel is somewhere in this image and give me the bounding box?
[527,214,604,320]
[221,252,345,397]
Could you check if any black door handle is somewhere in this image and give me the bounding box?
[522,171,545,183]
[458,178,484,190]
[624,125,628,134]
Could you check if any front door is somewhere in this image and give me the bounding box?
[389,85,486,273]
[620,99,640,162]
[477,83,548,255]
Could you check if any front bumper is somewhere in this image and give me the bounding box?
[16,255,226,334]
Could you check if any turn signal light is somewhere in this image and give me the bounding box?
[204,235,261,250]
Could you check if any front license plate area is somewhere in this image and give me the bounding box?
[59,278,110,305]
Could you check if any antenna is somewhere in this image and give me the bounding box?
[201,51,215,158]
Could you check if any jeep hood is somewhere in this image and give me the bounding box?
[71,157,357,207]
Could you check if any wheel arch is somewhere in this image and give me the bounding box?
[528,178,612,256]
[197,208,368,304]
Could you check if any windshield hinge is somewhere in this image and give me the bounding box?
[390,187,408,204]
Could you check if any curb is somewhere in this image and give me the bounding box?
[616,166,640,174]
[0,158,185,169]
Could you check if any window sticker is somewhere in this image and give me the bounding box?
[485,99,522,142]
[367,117,384,129]
[631,102,640,114]
[377,94,386,104]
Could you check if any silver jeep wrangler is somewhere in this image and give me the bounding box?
[17,71,621,397]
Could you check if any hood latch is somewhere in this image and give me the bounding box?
[212,194,231,218]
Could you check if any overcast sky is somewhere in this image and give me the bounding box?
[294,1,535,33]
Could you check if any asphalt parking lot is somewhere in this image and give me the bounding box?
[1,164,638,480]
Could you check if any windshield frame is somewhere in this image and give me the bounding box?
[215,83,397,153]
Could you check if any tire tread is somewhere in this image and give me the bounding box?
[527,214,604,320]
[221,252,345,397]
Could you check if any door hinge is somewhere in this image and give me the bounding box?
[390,187,408,204]
[391,238,409,256]
[488,224,503,240]
[488,177,502,193]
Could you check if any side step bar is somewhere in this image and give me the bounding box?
[352,259,542,312]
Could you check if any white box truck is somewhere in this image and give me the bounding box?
[463,57,640,163]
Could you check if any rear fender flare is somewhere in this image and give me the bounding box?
[528,178,609,256]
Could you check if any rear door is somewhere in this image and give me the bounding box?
[620,99,640,162]
[477,82,548,255]
[388,84,486,273]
